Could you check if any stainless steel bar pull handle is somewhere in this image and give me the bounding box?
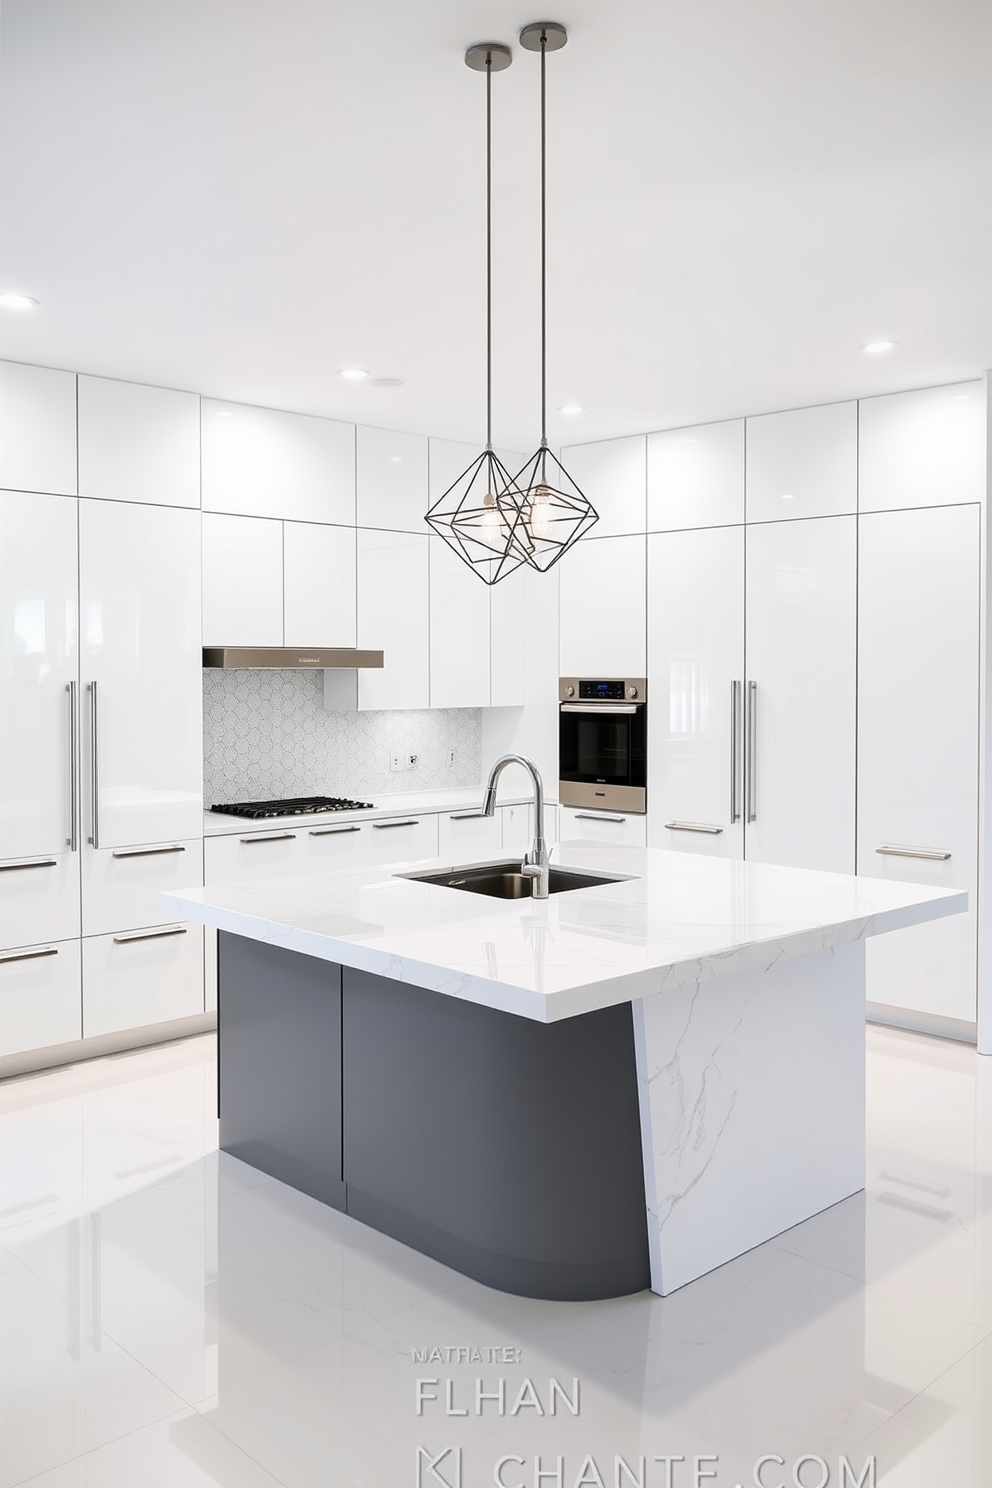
[0,859,58,872]
[665,822,723,835]
[373,820,417,829]
[746,681,757,823]
[67,681,78,851]
[0,946,59,965]
[876,845,952,862]
[450,812,485,821]
[239,833,296,844]
[113,926,188,945]
[730,679,741,824]
[112,845,185,859]
[87,681,100,849]
[574,813,626,823]
[309,825,361,836]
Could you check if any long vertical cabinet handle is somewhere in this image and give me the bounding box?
[87,681,100,849]
[67,681,78,851]
[746,680,757,823]
[730,680,741,823]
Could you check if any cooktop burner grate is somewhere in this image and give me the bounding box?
[210,796,375,820]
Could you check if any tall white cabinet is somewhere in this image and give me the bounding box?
[858,505,980,1027]
[1,373,207,1070]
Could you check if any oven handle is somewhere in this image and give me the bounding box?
[559,703,639,715]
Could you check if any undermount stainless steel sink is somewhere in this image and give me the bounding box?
[400,860,634,899]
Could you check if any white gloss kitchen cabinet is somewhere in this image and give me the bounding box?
[201,397,356,524]
[646,517,857,874]
[857,504,980,1029]
[1,483,206,1068]
[0,362,77,496]
[558,534,647,678]
[325,528,430,710]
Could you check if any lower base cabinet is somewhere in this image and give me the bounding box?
[82,924,205,1039]
[0,939,82,1057]
[559,806,647,847]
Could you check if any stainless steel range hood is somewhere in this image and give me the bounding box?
[203,647,384,669]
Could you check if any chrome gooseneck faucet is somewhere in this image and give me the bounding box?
[481,753,550,898]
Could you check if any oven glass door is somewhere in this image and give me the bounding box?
[559,705,646,789]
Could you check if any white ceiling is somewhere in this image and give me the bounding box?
[2,0,990,450]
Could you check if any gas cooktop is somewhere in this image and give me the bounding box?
[210,796,375,820]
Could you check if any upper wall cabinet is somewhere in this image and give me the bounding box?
[559,435,646,539]
[429,537,490,709]
[647,419,744,531]
[745,401,857,523]
[284,521,357,648]
[357,426,428,531]
[201,399,355,524]
[0,362,77,496]
[858,381,985,512]
[78,375,200,507]
[202,513,283,647]
[325,529,429,711]
[559,534,646,677]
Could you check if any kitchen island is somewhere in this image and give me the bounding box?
[164,843,966,1300]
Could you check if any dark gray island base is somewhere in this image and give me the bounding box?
[218,931,651,1300]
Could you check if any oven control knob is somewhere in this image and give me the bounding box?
[627,685,638,699]
[565,685,575,697]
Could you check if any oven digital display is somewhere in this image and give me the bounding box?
[579,679,626,701]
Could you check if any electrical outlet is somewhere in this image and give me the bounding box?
[389,752,405,772]
[407,753,419,770]
[448,749,456,766]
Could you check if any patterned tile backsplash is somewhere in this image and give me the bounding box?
[203,670,482,804]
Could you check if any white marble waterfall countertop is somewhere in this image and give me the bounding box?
[163,842,966,1022]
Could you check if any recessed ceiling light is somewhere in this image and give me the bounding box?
[953,393,971,400]
[781,493,794,500]
[557,404,585,416]
[389,456,403,463]
[0,292,39,311]
[215,409,234,418]
[861,340,898,354]
[338,368,371,381]
[371,376,407,389]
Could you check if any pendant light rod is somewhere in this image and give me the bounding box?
[520,23,567,455]
[465,43,512,450]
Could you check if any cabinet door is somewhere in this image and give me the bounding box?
[745,402,857,522]
[79,501,202,847]
[202,512,283,646]
[0,853,80,952]
[283,522,356,647]
[559,534,646,678]
[0,939,81,1057]
[558,435,645,538]
[490,561,558,709]
[358,426,428,531]
[201,398,355,524]
[558,807,646,847]
[647,527,744,857]
[437,809,503,862]
[647,420,744,531]
[0,491,78,859]
[858,382,985,513]
[82,924,204,1037]
[82,838,204,938]
[205,829,306,885]
[78,376,200,507]
[356,529,429,709]
[364,813,438,866]
[0,362,77,495]
[429,537,490,708]
[744,517,856,873]
[858,505,979,1023]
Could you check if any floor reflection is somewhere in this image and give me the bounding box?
[0,1025,989,1487]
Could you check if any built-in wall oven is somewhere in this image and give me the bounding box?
[558,677,647,813]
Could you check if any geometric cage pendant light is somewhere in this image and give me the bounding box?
[510,21,598,572]
[425,42,533,585]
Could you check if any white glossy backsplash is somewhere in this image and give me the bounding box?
[203,669,482,804]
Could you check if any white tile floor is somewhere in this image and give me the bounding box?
[1,1025,989,1488]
